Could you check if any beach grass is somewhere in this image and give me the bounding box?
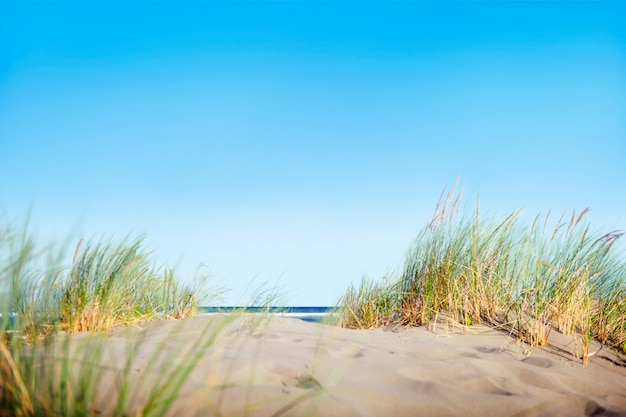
[0,217,221,416]
[2,233,203,339]
[337,185,626,363]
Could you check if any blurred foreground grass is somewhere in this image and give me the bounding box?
[0,216,215,415]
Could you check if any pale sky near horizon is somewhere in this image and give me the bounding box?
[1,1,625,305]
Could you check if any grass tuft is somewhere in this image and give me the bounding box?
[337,185,626,363]
[0,216,216,415]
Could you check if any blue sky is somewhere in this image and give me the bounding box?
[1,1,625,305]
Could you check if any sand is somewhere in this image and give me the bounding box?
[45,314,626,416]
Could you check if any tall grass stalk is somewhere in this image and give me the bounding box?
[337,186,626,362]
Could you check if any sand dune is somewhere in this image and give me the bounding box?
[47,315,626,416]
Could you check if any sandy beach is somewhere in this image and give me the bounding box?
[39,314,626,417]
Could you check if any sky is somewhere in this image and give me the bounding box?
[1,1,625,306]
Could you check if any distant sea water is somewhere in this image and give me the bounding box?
[198,306,336,323]
[0,307,337,327]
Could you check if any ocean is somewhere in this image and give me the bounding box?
[198,306,336,323]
